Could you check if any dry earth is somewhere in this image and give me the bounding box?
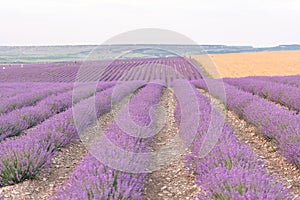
[193,51,300,78]
[142,89,200,200]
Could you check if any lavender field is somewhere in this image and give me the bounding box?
[0,57,299,199]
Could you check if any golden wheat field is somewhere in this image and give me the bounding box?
[193,50,300,78]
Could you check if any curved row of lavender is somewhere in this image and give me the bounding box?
[251,75,300,88]
[0,83,73,115]
[0,83,115,141]
[52,83,163,200]
[174,84,291,199]
[191,79,300,168]
[0,57,202,83]
[224,77,300,112]
[0,83,117,186]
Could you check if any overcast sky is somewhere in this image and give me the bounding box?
[0,0,299,46]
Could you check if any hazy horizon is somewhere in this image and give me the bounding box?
[1,44,300,48]
[1,0,299,47]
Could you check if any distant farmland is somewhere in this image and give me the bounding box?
[193,50,300,78]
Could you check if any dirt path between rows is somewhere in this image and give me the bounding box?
[142,89,200,200]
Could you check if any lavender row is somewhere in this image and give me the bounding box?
[225,77,300,112]
[0,82,59,99]
[0,83,73,115]
[0,83,119,186]
[0,82,115,141]
[192,79,300,168]
[52,83,163,200]
[54,154,145,200]
[174,84,291,199]
[252,75,300,88]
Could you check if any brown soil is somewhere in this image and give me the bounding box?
[193,51,300,78]
[142,89,200,200]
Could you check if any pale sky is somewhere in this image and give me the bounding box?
[0,0,299,46]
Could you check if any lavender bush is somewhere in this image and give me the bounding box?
[0,82,60,99]
[251,75,300,88]
[225,77,300,112]
[0,130,55,185]
[0,83,73,114]
[52,154,146,200]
